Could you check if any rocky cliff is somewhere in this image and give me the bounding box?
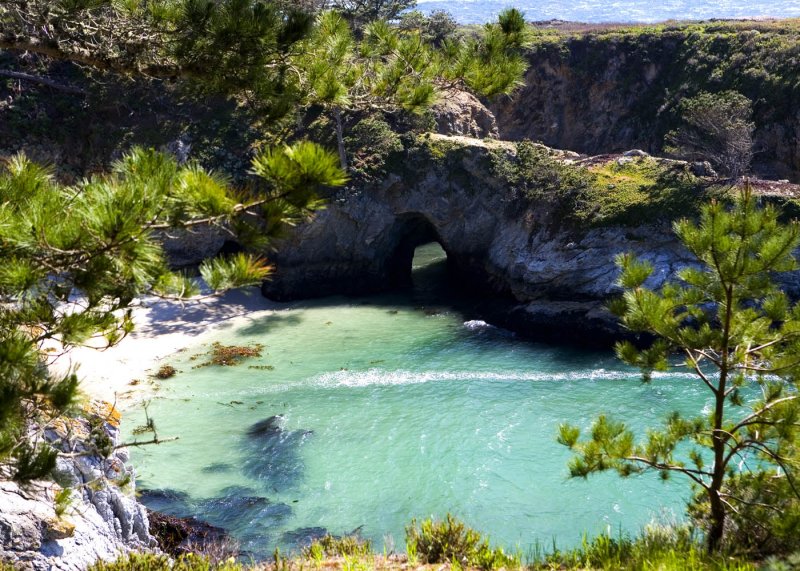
[262,134,758,345]
[491,20,800,181]
[0,402,157,570]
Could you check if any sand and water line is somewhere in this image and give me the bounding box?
[122,243,710,558]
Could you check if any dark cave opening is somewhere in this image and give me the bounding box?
[385,213,451,290]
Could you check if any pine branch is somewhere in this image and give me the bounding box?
[0,69,87,95]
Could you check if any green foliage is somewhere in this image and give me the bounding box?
[88,552,242,571]
[560,184,800,552]
[302,534,373,558]
[331,0,416,27]
[398,10,458,46]
[438,9,528,98]
[344,115,404,180]
[491,142,707,226]
[0,142,344,482]
[532,525,755,570]
[296,8,527,115]
[690,471,800,556]
[665,91,755,179]
[1,0,315,118]
[491,141,592,203]
[765,551,800,571]
[405,514,519,570]
[54,487,73,517]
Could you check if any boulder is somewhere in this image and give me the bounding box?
[431,91,499,139]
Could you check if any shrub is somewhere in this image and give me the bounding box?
[405,514,519,570]
[491,141,593,204]
[665,90,754,180]
[689,471,800,557]
[302,534,373,558]
[89,553,242,571]
[345,116,404,182]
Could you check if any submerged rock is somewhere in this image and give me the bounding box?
[247,414,287,438]
[147,510,228,557]
[281,527,329,548]
[242,416,314,492]
[138,488,192,515]
[201,462,234,474]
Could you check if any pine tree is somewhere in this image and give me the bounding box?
[0,0,315,117]
[558,183,800,552]
[297,8,528,168]
[0,141,345,483]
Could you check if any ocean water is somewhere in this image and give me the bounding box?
[415,0,800,24]
[123,244,711,559]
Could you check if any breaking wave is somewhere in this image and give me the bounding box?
[311,367,698,388]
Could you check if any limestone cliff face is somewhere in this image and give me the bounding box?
[262,135,708,344]
[0,402,156,570]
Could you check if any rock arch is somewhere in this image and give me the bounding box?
[385,213,449,289]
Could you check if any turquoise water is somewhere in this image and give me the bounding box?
[124,244,711,559]
[416,0,800,24]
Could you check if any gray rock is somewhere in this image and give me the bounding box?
[623,149,649,157]
[0,404,158,570]
[261,134,800,344]
[690,161,718,178]
[431,91,499,139]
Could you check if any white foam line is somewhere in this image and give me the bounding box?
[311,368,698,388]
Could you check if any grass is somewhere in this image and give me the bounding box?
[529,525,756,570]
[579,156,711,226]
[85,520,800,571]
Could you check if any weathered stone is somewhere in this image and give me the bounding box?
[0,401,158,570]
[431,90,499,139]
[690,161,718,178]
[262,134,800,346]
[623,149,649,157]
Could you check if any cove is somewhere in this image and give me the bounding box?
[123,244,711,559]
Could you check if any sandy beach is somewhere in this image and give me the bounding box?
[60,287,283,408]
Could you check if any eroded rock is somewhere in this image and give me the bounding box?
[0,403,157,570]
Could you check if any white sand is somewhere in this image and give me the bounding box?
[60,287,282,408]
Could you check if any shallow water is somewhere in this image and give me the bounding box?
[124,244,712,559]
[416,0,800,24]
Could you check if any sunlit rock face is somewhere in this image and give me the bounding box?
[0,402,156,571]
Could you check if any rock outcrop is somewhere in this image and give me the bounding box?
[431,90,499,139]
[262,134,730,345]
[491,24,800,181]
[0,402,157,570]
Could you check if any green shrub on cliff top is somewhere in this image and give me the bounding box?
[406,514,520,570]
[582,157,707,225]
[492,141,708,227]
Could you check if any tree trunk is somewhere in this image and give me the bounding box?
[334,107,348,171]
[707,486,726,552]
[707,284,733,553]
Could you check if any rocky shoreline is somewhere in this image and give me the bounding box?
[0,402,155,570]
